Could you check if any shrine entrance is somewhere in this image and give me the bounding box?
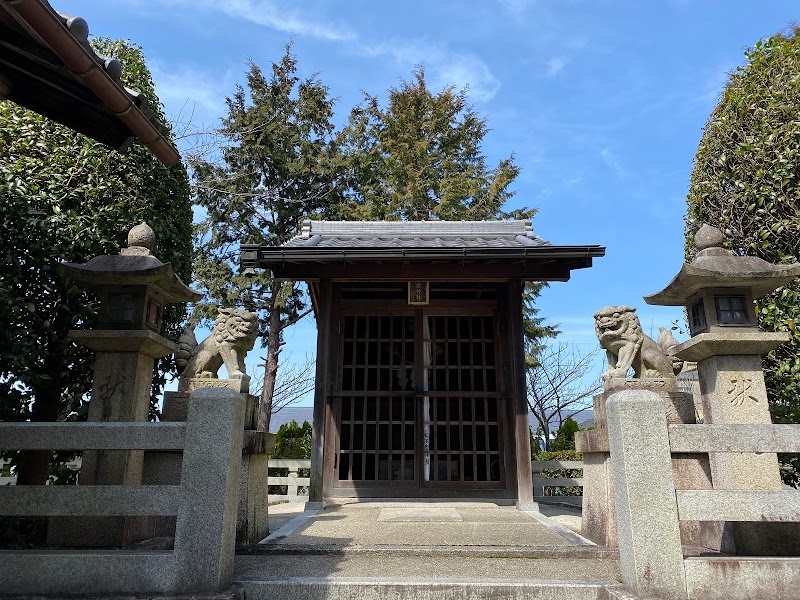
[333,310,505,494]
[240,219,604,504]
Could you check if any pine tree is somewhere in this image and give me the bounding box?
[336,67,520,221]
[191,45,343,431]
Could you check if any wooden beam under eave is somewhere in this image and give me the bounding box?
[266,261,580,282]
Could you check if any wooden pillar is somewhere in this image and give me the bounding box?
[507,280,535,509]
[309,280,332,503]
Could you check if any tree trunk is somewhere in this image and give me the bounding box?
[258,281,282,432]
[15,384,61,485]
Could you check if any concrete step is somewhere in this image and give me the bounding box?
[234,552,622,599]
[237,577,622,600]
[239,542,618,560]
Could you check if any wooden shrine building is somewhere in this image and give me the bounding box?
[241,220,604,506]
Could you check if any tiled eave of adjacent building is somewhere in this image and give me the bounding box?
[0,0,180,165]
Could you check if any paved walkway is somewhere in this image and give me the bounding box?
[261,500,588,548]
[266,499,585,540]
[235,501,621,598]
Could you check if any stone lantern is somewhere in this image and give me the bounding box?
[60,222,199,333]
[644,224,800,495]
[53,223,200,546]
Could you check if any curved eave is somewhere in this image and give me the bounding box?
[645,262,800,306]
[59,258,201,303]
[240,244,606,282]
[0,0,180,165]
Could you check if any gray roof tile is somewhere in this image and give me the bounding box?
[283,220,551,249]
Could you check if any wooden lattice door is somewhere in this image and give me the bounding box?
[334,311,504,492]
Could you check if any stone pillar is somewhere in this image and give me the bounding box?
[173,388,245,593]
[577,379,719,549]
[48,330,176,547]
[77,331,176,488]
[697,354,780,490]
[575,392,617,546]
[146,382,274,545]
[607,389,688,600]
[692,348,790,554]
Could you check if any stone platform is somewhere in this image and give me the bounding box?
[233,501,623,599]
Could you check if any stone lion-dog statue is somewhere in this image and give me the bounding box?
[177,308,259,380]
[594,305,683,381]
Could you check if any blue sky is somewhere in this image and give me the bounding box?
[58,0,799,404]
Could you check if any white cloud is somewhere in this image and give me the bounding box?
[215,0,356,42]
[150,62,231,125]
[121,0,355,42]
[599,147,628,179]
[546,57,567,78]
[364,38,501,103]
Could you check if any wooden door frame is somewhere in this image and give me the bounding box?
[325,295,515,497]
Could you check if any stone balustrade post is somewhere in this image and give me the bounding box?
[607,389,688,600]
[172,388,245,593]
[287,468,299,497]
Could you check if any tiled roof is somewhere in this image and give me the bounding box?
[0,1,179,164]
[283,220,552,249]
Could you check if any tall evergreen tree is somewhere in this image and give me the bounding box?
[336,68,520,221]
[191,46,343,431]
[0,39,192,486]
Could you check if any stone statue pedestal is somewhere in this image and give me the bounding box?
[178,375,251,394]
[144,384,274,545]
[577,378,723,551]
[48,329,177,548]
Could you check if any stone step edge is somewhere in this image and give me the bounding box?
[236,543,619,559]
[236,576,621,585]
[236,577,623,600]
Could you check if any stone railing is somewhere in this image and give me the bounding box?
[264,458,584,505]
[0,388,244,596]
[532,459,583,507]
[268,459,311,499]
[608,389,800,600]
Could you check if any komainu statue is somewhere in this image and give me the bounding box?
[177,308,259,380]
[594,306,683,381]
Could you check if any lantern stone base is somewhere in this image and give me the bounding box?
[48,329,177,548]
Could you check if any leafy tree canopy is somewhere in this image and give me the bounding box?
[272,420,313,459]
[336,67,521,222]
[552,416,580,452]
[685,26,800,484]
[0,39,192,485]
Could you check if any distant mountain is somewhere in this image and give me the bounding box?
[270,406,314,433]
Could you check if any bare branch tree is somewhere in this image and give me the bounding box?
[527,342,602,452]
[251,353,316,430]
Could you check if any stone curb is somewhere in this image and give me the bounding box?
[236,543,619,559]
